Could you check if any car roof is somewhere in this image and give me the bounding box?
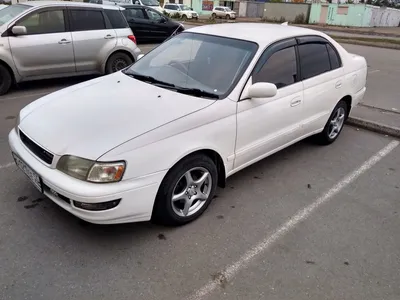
[186,23,322,46]
[23,1,121,10]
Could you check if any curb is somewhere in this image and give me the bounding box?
[347,116,400,139]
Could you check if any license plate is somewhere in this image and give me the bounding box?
[12,152,43,193]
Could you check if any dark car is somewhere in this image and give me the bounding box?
[119,4,184,43]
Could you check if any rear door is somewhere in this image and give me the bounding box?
[123,7,151,40]
[8,6,75,78]
[104,9,132,40]
[296,36,344,134]
[68,7,117,73]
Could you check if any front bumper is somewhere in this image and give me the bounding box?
[9,128,167,224]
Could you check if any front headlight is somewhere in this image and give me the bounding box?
[57,155,125,183]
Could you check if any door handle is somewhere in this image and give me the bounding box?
[290,98,302,107]
[335,81,342,89]
[58,39,71,44]
[104,34,115,39]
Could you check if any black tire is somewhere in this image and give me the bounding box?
[0,64,12,96]
[152,154,218,226]
[105,52,133,74]
[226,14,230,19]
[182,14,187,20]
[211,13,216,19]
[314,100,348,145]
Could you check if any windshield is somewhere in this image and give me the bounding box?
[0,4,30,26]
[124,32,258,99]
[225,7,232,11]
[141,0,159,6]
[178,4,191,10]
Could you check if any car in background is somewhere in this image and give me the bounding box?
[9,23,367,226]
[0,1,141,95]
[120,4,184,43]
[101,0,164,13]
[211,6,236,19]
[163,3,198,20]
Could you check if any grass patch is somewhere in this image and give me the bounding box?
[329,35,400,46]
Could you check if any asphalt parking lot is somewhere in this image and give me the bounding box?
[0,42,399,300]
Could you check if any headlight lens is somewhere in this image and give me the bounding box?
[56,155,125,183]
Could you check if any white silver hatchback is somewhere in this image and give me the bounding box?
[0,1,141,95]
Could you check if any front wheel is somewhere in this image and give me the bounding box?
[225,14,230,19]
[0,64,12,95]
[211,13,216,19]
[314,100,348,145]
[182,14,187,20]
[105,52,133,74]
[152,154,218,226]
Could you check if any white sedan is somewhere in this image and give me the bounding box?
[9,23,367,226]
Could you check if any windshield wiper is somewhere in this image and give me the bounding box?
[124,72,176,88]
[125,71,219,99]
[174,87,219,99]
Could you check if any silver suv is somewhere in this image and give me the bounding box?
[0,1,141,95]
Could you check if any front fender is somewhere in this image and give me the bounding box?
[99,99,237,180]
[0,37,20,82]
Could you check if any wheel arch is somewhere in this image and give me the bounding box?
[168,148,227,188]
[340,95,352,118]
[104,50,135,74]
[0,59,16,84]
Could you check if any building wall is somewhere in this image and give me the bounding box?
[309,3,400,27]
[262,3,311,23]
[238,1,264,18]
[192,0,220,15]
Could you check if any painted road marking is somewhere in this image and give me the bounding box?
[0,91,50,102]
[368,69,381,74]
[0,162,15,170]
[187,140,399,300]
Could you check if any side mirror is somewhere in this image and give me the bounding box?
[134,0,139,4]
[159,17,167,23]
[247,82,277,99]
[12,26,27,36]
[137,54,145,60]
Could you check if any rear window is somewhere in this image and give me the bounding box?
[70,9,105,31]
[105,9,128,28]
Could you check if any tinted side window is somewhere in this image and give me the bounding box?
[17,10,65,35]
[104,9,128,28]
[326,43,341,70]
[70,10,105,31]
[298,43,331,80]
[126,8,145,19]
[253,46,297,89]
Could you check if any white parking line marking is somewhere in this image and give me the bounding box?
[368,69,380,74]
[188,140,399,300]
[0,91,50,101]
[0,162,15,170]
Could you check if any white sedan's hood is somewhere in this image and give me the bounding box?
[19,72,215,160]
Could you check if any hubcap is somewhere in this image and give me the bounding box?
[171,167,212,217]
[328,107,345,139]
[112,58,128,72]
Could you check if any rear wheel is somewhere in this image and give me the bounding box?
[105,52,133,74]
[182,14,187,20]
[152,154,218,226]
[211,13,216,19]
[0,64,12,96]
[314,100,348,145]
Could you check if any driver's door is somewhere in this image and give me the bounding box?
[143,8,167,39]
[8,7,75,78]
[234,39,304,170]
